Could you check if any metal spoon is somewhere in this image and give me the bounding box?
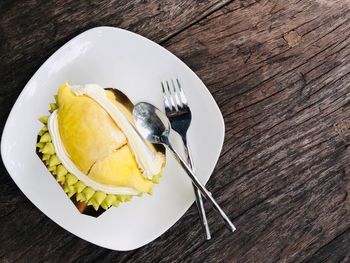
[133,102,236,232]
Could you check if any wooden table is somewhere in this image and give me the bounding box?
[1,1,350,262]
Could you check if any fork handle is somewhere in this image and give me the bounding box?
[182,139,211,240]
[165,140,236,232]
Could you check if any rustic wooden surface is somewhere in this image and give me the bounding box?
[1,0,350,262]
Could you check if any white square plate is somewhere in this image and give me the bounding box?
[1,27,225,251]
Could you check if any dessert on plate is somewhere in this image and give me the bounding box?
[36,83,165,215]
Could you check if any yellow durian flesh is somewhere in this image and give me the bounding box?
[56,83,156,194]
[89,145,153,194]
[56,83,127,174]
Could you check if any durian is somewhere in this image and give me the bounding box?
[36,83,165,212]
[41,142,55,155]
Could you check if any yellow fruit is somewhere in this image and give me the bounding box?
[89,145,153,193]
[57,83,127,174]
[56,83,155,194]
[37,83,165,212]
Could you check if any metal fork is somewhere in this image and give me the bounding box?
[162,79,211,240]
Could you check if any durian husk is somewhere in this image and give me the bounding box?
[36,88,165,217]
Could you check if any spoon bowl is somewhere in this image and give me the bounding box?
[133,102,170,144]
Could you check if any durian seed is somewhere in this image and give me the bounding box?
[93,191,106,205]
[88,199,100,211]
[74,181,86,193]
[36,142,45,149]
[50,103,58,112]
[82,187,95,201]
[39,116,49,124]
[66,173,78,186]
[48,155,60,167]
[42,143,55,155]
[105,194,117,207]
[39,132,51,143]
[56,165,68,178]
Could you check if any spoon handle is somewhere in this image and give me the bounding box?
[166,142,236,232]
[183,140,211,240]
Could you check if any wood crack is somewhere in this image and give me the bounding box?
[159,0,234,44]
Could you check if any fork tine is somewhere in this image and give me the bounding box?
[176,78,188,106]
[166,80,177,111]
[162,81,172,112]
[171,79,183,109]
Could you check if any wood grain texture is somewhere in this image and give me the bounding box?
[1,0,350,262]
